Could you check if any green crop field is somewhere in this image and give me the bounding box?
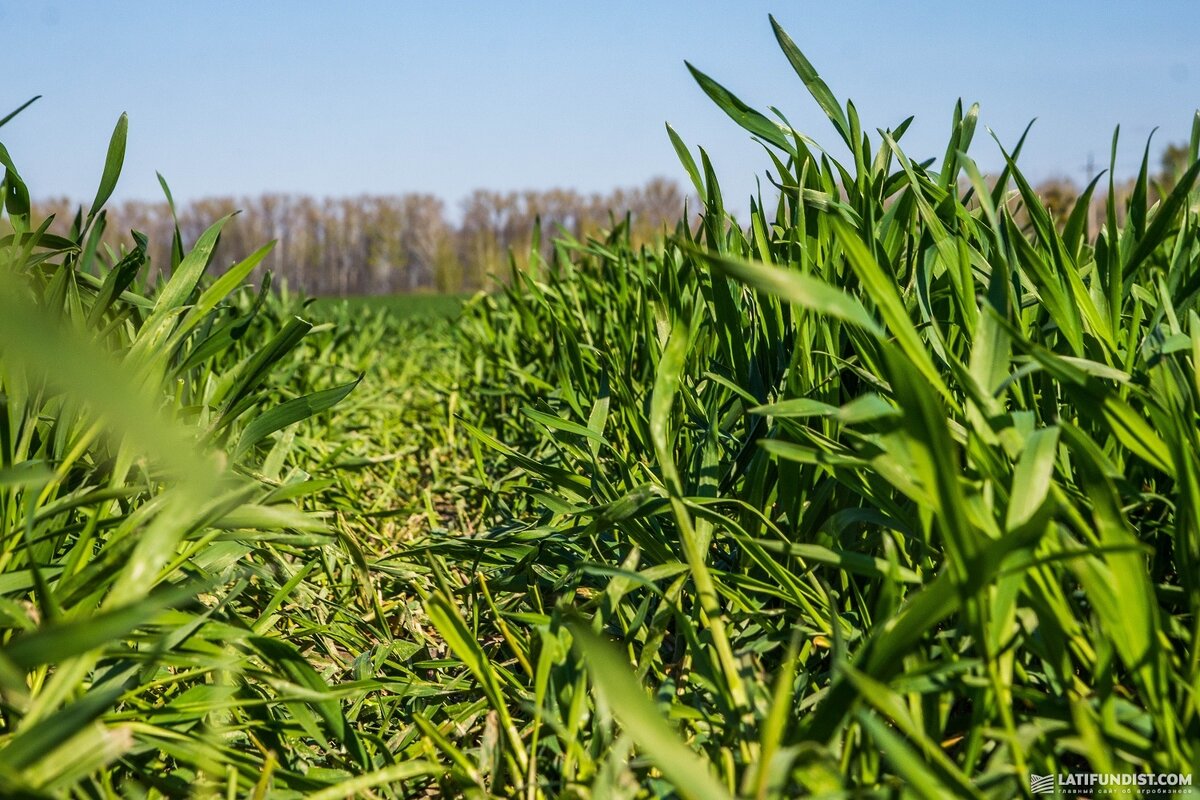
[2,17,1199,799]
[308,293,468,320]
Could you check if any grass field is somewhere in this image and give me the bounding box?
[308,292,468,320]
[2,16,1200,799]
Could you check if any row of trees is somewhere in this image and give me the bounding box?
[36,178,688,295]
[1031,143,1192,229]
[33,143,1191,296]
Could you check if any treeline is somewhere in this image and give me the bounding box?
[1025,142,1192,228]
[30,143,1191,296]
[34,178,687,295]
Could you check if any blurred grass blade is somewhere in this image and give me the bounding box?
[568,620,734,800]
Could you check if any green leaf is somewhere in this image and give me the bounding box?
[88,113,128,221]
[1005,426,1060,533]
[686,62,793,153]
[666,123,706,199]
[769,16,851,148]
[3,581,210,672]
[568,620,734,800]
[699,247,883,336]
[174,240,276,341]
[235,377,361,459]
[0,95,41,129]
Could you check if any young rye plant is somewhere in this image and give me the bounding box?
[3,13,1200,799]
[409,16,1200,797]
[0,106,435,796]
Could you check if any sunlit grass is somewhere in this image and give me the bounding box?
[2,14,1199,798]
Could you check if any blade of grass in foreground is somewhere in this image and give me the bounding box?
[568,620,734,800]
[650,321,747,712]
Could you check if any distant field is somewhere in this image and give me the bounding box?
[309,292,470,319]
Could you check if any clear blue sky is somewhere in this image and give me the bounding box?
[3,1,1196,214]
